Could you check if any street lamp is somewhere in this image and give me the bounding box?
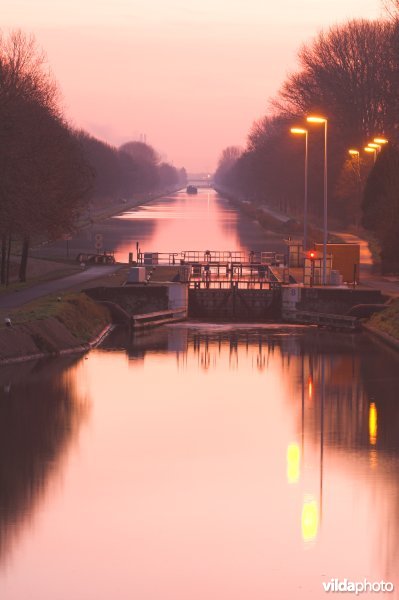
[374,137,388,145]
[348,149,360,173]
[290,127,309,250]
[348,150,361,230]
[307,116,328,285]
[364,146,377,163]
[368,142,381,152]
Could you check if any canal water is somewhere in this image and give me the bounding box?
[31,188,284,262]
[1,189,399,598]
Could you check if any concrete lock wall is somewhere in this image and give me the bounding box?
[167,283,188,310]
[188,288,281,320]
[85,285,170,314]
[296,287,385,314]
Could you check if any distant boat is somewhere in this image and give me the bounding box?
[186,185,198,194]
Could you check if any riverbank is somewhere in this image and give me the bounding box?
[363,299,399,350]
[77,185,184,230]
[5,185,183,287]
[0,292,112,364]
[214,185,342,244]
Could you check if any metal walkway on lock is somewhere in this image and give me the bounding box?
[137,249,289,289]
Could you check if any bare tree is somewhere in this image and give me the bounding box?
[214,146,243,184]
[0,30,91,283]
[273,20,396,143]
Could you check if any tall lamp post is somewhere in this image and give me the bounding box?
[307,116,328,285]
[368,142,382,155]
[374,137,388,146]
[290,127,309,250]
[365,138,388,163]
[364,146,377,163]
[348,149,361,231]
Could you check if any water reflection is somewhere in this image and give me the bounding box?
[1,326,399,598]
[0,358,89,566]
[114,189,285,261]
[103,324,399,584]
[31,188,285,263]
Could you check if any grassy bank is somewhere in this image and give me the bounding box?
[368,299,399,341]
[0,293,111,363]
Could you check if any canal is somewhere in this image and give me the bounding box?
[1,189,399,598]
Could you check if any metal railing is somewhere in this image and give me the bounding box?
[137,250,286,266]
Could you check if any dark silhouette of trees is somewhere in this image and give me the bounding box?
[362,145,399,272]
[0,31,93,283]
[119,141,160,192]
[77,134,183,201]
[216,18,399,235]
[76,132,123,201]
[274,20,396,140]
[0,31,185,284]
[214,146,242,185]
[158,162,179,188]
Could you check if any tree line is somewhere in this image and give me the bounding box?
[0,30,186,285]
[215,8,399,271]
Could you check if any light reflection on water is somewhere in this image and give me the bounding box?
[112,189,283,261]
[0,326,398,599]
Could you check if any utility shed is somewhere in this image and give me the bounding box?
[314,243,360,283]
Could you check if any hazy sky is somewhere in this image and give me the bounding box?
[3,0,382,172]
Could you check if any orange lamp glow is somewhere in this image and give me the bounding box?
[290,127,307,135]
[308,375,313,400]
[348,149,359,156]
[374,137,388,144]
[307,116,327,123]
[369,402,378,446]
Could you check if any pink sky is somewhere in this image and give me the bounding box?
[3,0,381,172]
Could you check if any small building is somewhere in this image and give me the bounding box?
[314,243,360,283]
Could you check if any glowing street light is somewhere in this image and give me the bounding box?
[348,149,361,171]
[369,402,378,446]
[364,146,377,163]
[373,137,388,145]
[307,116,328,284]
[368,142,381,150]
[348,149,361,173]
[348,149,361,230]
[290,127,309,250]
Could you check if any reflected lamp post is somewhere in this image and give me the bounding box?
[307,116,328,285]
[290,127,309,251]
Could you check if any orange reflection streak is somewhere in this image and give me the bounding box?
[369,402,378,446]
[308,376,313,401]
